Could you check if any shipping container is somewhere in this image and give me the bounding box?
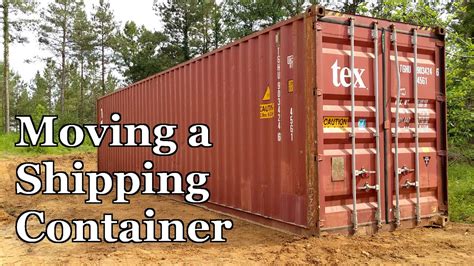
[97,6,448,235]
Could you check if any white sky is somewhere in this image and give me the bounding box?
[5,0,162,82]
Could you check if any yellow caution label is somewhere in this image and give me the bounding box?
[323,117,349,128]
[262,86,271,101]
[260,103,274,119]
[288,79,294,93]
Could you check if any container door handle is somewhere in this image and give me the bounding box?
[391,25,401,227]
[349,18,358,233]
[401,180,419,189]
[412,28,421,225]
[355,167,376,178]
[372,22,383,229]
[398,165,415,175]
[358,182,380,192]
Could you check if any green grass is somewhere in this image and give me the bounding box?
[448,163,474,223]
[0,133,96,156]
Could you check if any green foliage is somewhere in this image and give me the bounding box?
[0,132,95,156]
[39,0,78,114]
[448,163,474,223]
[114,21,173,83]
[155,0,205,61]
[370,0,473,147]
[0,62,21,131]
[370,0,446,26]
[194,0,223,53]
[39,0,77,55]
[449,1,474,38]
[5,0,38,43]
[222,0,293,41]
[446,1,474,145]
[449,144,474,165]
[91,0,117,96]
[33,59,56,113]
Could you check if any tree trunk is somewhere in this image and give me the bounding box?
[3,0,10,133]
[183,26,190,60]
[47,83,52,112]
[79,58,84,123]
[60,20,66,114]
[101,21,105,96]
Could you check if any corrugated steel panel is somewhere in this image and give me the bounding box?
[97,6,447,235]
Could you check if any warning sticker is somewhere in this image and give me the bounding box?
[260,103,275,119]
[323,117,349,128]
[262,86,271,101]
[423,156,431,167]
[358,119,367,129]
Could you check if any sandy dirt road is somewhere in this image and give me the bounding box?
[0,153,473,264]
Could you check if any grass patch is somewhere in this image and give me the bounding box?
[448,163,474,223]
[0,133,96,156]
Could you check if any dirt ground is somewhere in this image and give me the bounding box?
[0,153,473,264]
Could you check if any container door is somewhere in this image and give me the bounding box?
[316,18,447,233]
[387,27,448,226]
[316,20,385,232]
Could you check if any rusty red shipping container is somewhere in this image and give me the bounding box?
[97,6,448,235]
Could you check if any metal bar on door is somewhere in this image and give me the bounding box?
[382,28,390,224]
[391,25,401,227]
[372,22,382,228]
[412,29,421,224]
[349,18,358,232]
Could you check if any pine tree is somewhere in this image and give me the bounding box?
[9,73,30,126]
[210,1,224,50]
[91,0,117,96]
[156,0,203,61]
[114,21,171,83]
[42,58,57,112]
[72,0,95,123]
[194,0,223,53]
[2,0,9,133]
[1,0,36,132]
[39,0,77,115]
[222,0,293,41]
[31,71,49,113]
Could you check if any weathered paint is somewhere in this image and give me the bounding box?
[97,6,447,235]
